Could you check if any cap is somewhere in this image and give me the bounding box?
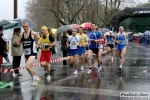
[71,28,77,32]
[109,31,113,33]
[41,26,48,30]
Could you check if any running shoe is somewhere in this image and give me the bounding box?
[119,65,122,71]
[98,66,102,72]
[36,76,41,82]
[111,57,113,62]
[46,75,51,80]
[87,69,92,74]
[73,70,78,75]
[80,66,84,71]
[31,77,38,86]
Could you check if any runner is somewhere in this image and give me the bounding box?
[40,26,56,80]
[97,27,105,65]
[105,31,115,62]
[78,27,88,71]
[15,22,41,86]
[114,26,128,71]
[68,28,81,75]
[87,23,103,74]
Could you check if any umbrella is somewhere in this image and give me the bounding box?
[56,25,73,34]
[133,34,139,36]
[144,31,150,35]
[102,28,110,34]
[0,20,18,30]
[138,33,144,35]
[70,24,81,30]
[104,32,110,36]
[51,28,57,34]
[126,32,133,35]
[5,18,36,29]
[81,22,92,29]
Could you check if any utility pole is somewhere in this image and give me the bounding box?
[57,0,60,41]
[14,0,18,19]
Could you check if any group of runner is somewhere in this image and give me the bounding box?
[69,23,128,75]
[14,22,128,86]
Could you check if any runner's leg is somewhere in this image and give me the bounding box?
[73,54,79,75]
[25,56,38,86]
[111,47,114,61]
[87,49,93,74]
[107,46,111,56]
[120,48,126,66]
[25,56,36,77]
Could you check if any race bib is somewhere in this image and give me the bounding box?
[24,48,31,55]
[119,40,125,44]
[41,43,49,49]
[108,41,114,44]
[71,40,77,46]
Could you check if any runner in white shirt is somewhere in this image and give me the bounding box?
[68,28,81,75]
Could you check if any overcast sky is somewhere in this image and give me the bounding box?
[0,0,149,20]
[0,0,28,20]
[0,0,28,37]
[0,0,149,37]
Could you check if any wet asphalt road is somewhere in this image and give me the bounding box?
[1,42,150,100]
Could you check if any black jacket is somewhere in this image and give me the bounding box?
[61,36,68,51]
[0,34,6,56]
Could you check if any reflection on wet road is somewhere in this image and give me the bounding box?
[1,43,150,100]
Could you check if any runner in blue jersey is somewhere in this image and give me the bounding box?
[114,26,128,71]
[87,23,103,74]
[105,31,115,62]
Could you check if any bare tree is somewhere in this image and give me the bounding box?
[25,0,138,29]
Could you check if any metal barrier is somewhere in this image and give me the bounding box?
[1,63,13,82]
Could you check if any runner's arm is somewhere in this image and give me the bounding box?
[85,35,89,42]
[126,34,128,44]
[32,31,41,46]
[49,35,56,46]
[114,34,119,43]
[96,32,104,42]
[104,35,108,44]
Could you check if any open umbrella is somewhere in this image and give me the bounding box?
[133,34,139,36]
[126,32,133,35]
[102,28,110,34]
[14,18,36,28]
[70,24,81,30]
[0,20,18,30]
[104,32,110,36]
[144,31,150,35]
[5,18,36,29]
[56,25,73,34]
[81,22,91,29]
[51,28,57,34]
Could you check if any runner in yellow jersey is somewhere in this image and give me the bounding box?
[78,27,88,71]
[40,26,56,80]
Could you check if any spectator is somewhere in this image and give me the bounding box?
[61,31,69,65]
[143,34,148,45]
[0,26,7,63]
[11,28,23,76]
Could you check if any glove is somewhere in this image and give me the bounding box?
[45,44,50,49]
[77,45,80,48]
